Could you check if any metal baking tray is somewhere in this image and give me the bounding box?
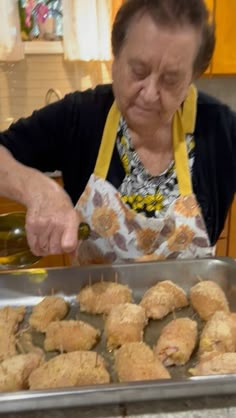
[1,256,236,414]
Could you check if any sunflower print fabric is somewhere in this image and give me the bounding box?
[117,117,195,218]
[75,176,214,265]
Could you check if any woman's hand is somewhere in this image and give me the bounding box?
[0,146,80,257]
[24,175,80,257]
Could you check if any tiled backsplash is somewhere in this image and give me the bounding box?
[0,55,112,131]
[196,77,236,112]
[0,54,235,131]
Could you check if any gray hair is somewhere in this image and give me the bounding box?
[112,0,215,77]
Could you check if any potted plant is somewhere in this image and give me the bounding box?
[36,1,62,40]
[18,0,62,41]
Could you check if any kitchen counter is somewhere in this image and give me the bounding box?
[2,395,236,418]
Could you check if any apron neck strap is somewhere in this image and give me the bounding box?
[173,84,197,196]
[94,101,120,179]
[94,85,197,197]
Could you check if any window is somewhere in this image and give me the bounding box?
[18,0,63,41]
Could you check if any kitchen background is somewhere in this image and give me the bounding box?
[0,57,113,130]
[0,58,236,131]
[0,0,236,131]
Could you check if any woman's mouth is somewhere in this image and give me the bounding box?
[134,104,161,115]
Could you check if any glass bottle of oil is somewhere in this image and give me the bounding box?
[0,212,90,269]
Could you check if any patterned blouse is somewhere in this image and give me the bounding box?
[117,117,195,219]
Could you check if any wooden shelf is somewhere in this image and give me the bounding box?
[24,41,63,55]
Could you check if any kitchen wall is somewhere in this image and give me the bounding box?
[0,55,112,131]
[0,54,235,131]
[196,77,236,111]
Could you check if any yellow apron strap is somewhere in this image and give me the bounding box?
[181,84,197,134]
[94,101,120,179]
[94,84,197,196]
[173,84,197,196]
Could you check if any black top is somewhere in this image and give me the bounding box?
[0,84,236,245]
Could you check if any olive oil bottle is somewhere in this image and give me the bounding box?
[0,212,90,269]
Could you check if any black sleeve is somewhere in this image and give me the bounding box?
[0,84,115,204]
[231,109,236,190]
[0,92,78,173]
[193,92,236,245]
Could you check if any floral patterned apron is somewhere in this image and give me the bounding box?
[75,85,214,265]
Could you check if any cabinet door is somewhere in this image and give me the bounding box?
[203,0,214,74]
[228,196,236,258]
[111,0,123,23]
[215,213,229,256]
[212,0,236,74]
[216,238,228,256]
[204,0,214,13]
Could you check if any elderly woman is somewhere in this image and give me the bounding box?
[0,0,235,264]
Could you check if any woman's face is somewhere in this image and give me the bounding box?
[112,13,201,132]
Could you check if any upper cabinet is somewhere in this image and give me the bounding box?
[204,0,236,74]
[204,0,214,12]
[204,0,214,74]
[212,0,236,74]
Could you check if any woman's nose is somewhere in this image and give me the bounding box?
[141,77,160,103]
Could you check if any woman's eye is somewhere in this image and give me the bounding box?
[164,78,177,86]
[162,76,179,87]
[132,68,147,79]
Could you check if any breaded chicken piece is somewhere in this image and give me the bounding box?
[0,320,17,362]
[77,281,132,315]
[154,318,198,366]
[199,311,235,355]
[17,332,44,357]
[0,306,25,332]
[190,280,229,321]
[230,313,236,343]
[0,353,42,392]
[189,352,236,376]
[0,306,26,362]
[104,303,147,350]
[29,351,110,389]
[44,320,100,352]
[140,280,188,320]
[115,342,171,382]
[29,296,69,332]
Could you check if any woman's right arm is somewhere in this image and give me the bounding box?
[0,145,79,256]
[0,94,81,256]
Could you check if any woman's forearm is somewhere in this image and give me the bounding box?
[0,145,62,206]
[0,145,79,256]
